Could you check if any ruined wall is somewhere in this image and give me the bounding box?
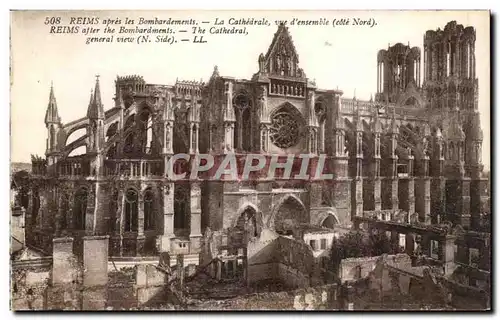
[11,261,51,310]
[275,236,318,288]
[189,284,340,310]
[355,255,490,310]
[135,264,168,306]
[246,229,320,288]
[247,229,279,283]
[11,207,25,245]
[340,254,411,283]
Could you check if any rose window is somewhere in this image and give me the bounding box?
[269,111,300,148]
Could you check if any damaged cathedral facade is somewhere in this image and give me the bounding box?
[27,21,488,264]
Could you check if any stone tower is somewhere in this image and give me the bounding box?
[376,43,421,103]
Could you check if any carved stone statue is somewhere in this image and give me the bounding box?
[259,86,268,119]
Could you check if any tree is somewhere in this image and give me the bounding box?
[11,170,31,209]
[330,230,394,273]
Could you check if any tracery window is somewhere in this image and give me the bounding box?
[144,188,155,231]
[233,94,252,152]
[124,188,138,232]
[174,185,189,230]
[269,110,300,149]
[74,188,88,230]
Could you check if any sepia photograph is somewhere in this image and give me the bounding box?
[9,9,491,311]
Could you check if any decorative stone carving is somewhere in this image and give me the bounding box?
[269,111,300,149]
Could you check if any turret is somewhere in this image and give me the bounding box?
[87,76,105,157]
[44,82,62,156]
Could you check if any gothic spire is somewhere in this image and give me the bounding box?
[88,88,94,107]
[87,75,104,119]
[44,82,61,125]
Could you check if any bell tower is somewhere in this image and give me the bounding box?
[376,43,421,103]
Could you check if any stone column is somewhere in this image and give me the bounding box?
[459,178,471,228]
[112,188,124,256]
[52,237,75,286]
[159,182,174,253]
[260,124,269,153]
[82,235,109,310]
[136,191,145,256]
[190,181,202,253]
[415,177,431,224]
[439,235,457,276]
[352,177,363,218]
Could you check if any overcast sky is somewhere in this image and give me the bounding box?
[10,10,490,169]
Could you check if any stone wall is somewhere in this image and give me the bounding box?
[189,283,341,310]
[247,229,279,283]
[340,254,411,283]
[347,254,490,310]
[246,229,320,288]
[11,261,51,310]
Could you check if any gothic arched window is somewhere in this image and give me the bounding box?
[144,188,155,231]
[174,185,189,230]
[233,93,252,152]
[125,188,138,232]
[74,188,88,230]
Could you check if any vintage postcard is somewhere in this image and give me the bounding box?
[9,10,491,311]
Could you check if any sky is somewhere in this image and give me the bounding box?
[10,10,490,169]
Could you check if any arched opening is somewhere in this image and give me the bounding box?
[144,187,155,231]
[321,214,338,229]
[173,107,190,154]
[138,108,154,155]
[233,93,252,152]
[106,122,118,142]
[73,188,88,230]
[235,206,259,239]
[174,184,189,233]
[124,188,138,232]
[65,127,86,146]
[67,145,87,157]
[274,196,306,235]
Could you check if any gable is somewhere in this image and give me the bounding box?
[263,24,305,78]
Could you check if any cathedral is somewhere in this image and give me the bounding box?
[27,21,487,263]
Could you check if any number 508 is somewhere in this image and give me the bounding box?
[44,17,61,25]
